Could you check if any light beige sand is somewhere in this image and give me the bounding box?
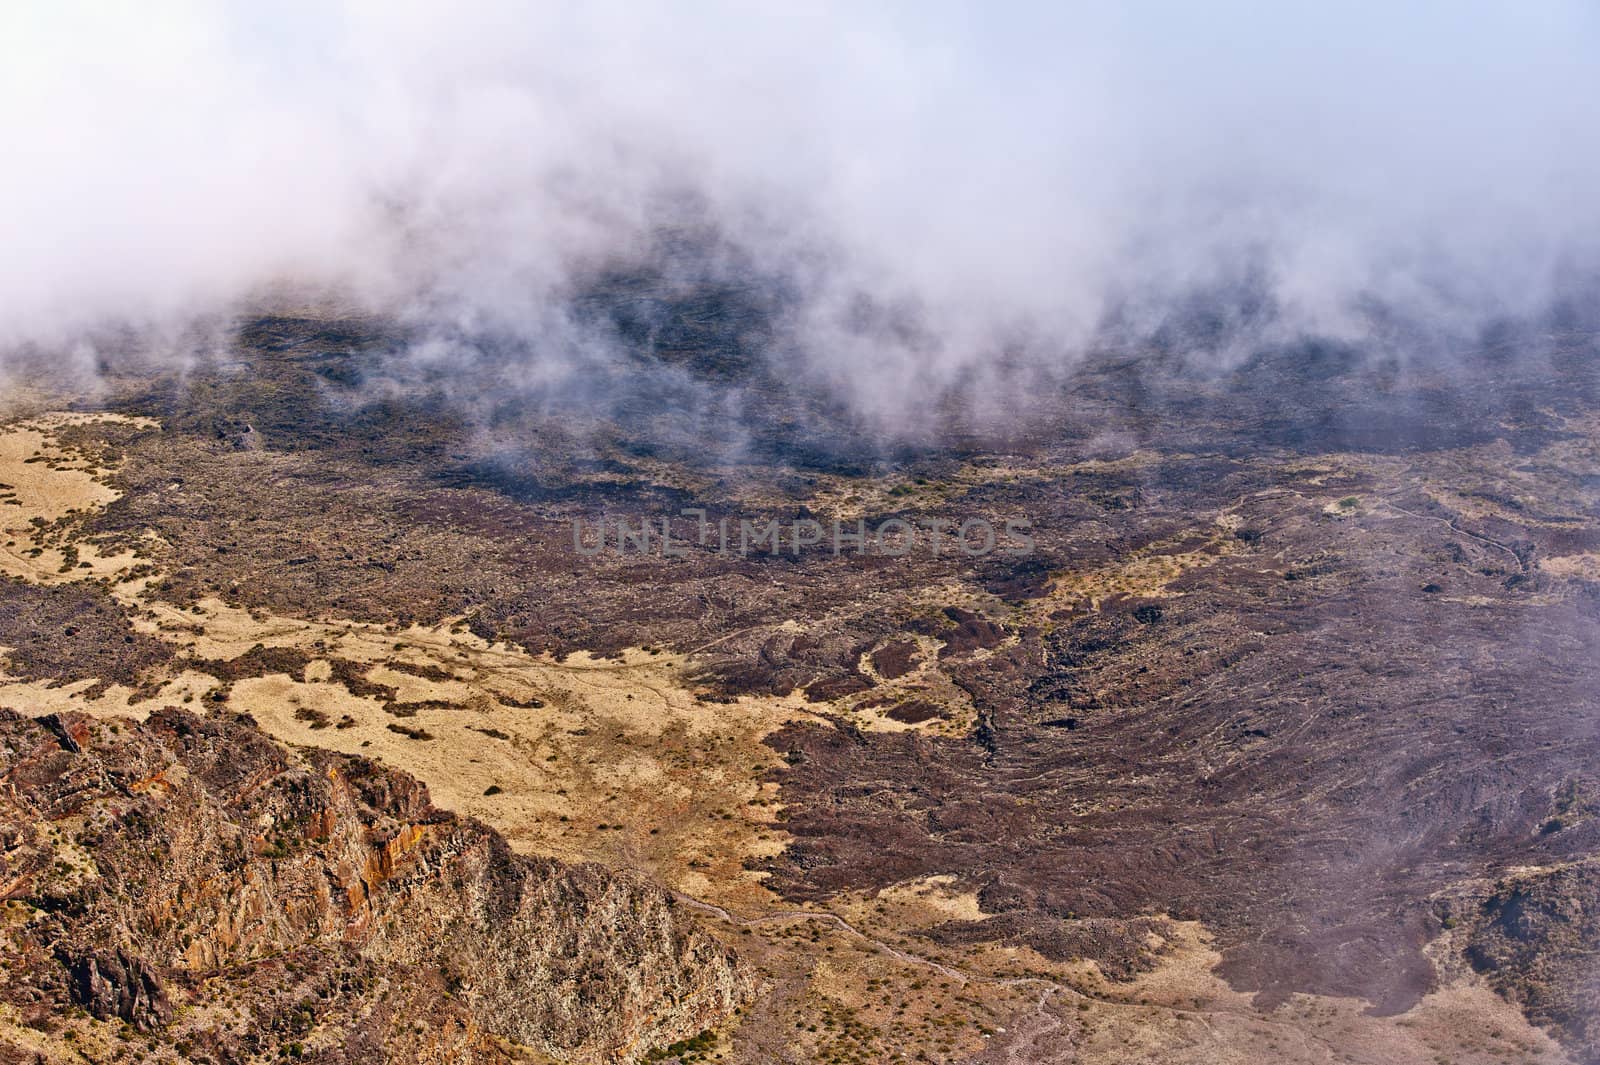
[0,414,157,584]
[1542,552,1600,581]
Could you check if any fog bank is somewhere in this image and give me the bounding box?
[3,2,1598,430]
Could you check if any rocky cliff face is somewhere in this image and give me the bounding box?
[0,708,751,1063]
[1453,863,1600,1064]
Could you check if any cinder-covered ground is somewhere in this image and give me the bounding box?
[2,305,1599,1063]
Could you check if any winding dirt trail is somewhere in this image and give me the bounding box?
[1380,497,1527,568]
[676,892,1082,1060]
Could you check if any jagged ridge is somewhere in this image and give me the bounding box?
[0,708,752,1063]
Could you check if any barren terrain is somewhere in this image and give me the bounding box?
[3,309,1599,1064]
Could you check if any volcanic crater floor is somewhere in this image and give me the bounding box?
[3,331,1600,1065]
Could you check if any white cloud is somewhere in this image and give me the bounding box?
[3,1,1597,427]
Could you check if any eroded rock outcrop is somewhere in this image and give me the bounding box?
[1454,862,1600,1063]
[0,708,751,1063]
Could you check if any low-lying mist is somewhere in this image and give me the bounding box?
[4,2,1599,444]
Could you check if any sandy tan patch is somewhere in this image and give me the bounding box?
[1056,921,1573,1065]
[843,634,978,737]
[1541,552,1600,581]
[0,412,157,583]
[66,586,821,909]
[1036,531,1235,612]
[866,874,989,924]
[0,414,817,911]
[224,641,815,907]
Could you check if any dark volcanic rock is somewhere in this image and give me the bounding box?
[63,947,171,1030]
[758,487,1600,1033]
[0,577,175,697]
